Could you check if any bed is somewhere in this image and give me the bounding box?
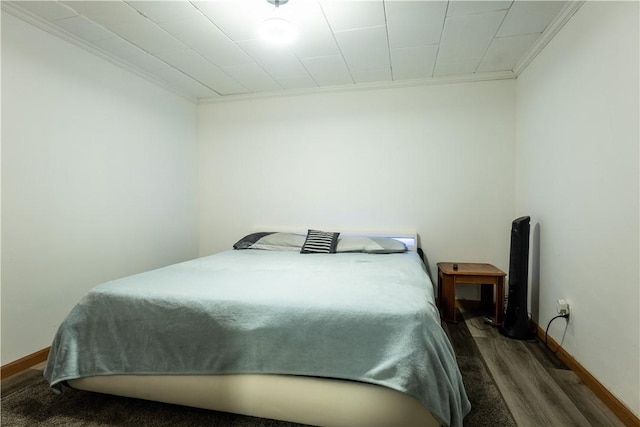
[44,231,470,427]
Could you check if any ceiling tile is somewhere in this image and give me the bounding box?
[94,36,148,59]
[221,63,282,92]
[391,45,438,80]
[352,68,392,84]
[155,49,248,95]
[438,10,507,62]
[8,0,77,21]
[153,67,220,99]
[54,15,114,42]
[192,0,273,42]
[159,16,253,67]
[434,60,478,77]
[447,1,512,17]
[477,33,538,72]
[287,0,341,59]
[236,39,311,81]
[497,1,568,37]
[334,25,390,73]
[301,55,353,87]
[63,1,188,54]
[320,0,385,32]
[107,16,188,54]
[61,1,141,27]
[125,53,171,73]
[290,30,342,60]
[386,1,447,48]
[275,75,319,91]
[125,0,202,23]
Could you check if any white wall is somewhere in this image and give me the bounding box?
[1,13,199,364]
[198,80,516,281]
[515,1,639,416]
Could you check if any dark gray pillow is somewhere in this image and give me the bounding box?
[233,232,305,250]
[233,232,274,249]
[300,229,340,254]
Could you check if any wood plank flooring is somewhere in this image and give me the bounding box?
[444,307,625,427]
[1,361,47,397]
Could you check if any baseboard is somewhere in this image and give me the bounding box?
[534,325,639,427]
[1,347,50,380]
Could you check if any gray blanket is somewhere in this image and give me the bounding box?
[45,250,470,426]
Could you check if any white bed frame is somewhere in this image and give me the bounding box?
[70,374,440,426]
[68,232,442,427]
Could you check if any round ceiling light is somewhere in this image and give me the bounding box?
[258,0,296,44]
[258,17,296,44]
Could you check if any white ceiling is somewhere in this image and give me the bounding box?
[4,1,580,102]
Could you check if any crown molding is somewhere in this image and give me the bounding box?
[1,2,198,104]
[512,0,585,76]
[198,70,516,104]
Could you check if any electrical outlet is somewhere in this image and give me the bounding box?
[556,299,570,316]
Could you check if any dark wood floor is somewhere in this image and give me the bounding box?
[2,312,626,426]
[442,306,625,427]
[2,361,47,397]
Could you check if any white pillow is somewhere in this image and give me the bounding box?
[336,236,407,254]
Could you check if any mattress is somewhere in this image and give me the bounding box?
[45,249,470,426]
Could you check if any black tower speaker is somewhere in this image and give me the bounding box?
[500,216,534,340]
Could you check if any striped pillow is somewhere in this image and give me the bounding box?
[300,229,340,254]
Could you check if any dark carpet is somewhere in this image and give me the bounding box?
[444,313,517,427]
[1,314,514,426]
[1,381,302,427]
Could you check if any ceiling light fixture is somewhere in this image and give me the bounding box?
[258,0,296,44]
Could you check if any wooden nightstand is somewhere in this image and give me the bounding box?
[437,262,506,324]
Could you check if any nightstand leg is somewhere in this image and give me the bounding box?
[441,275,456,322]
[496,277,504,325]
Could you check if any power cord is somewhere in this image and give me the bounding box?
[468,316,493,330]
[544,313,570,354]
